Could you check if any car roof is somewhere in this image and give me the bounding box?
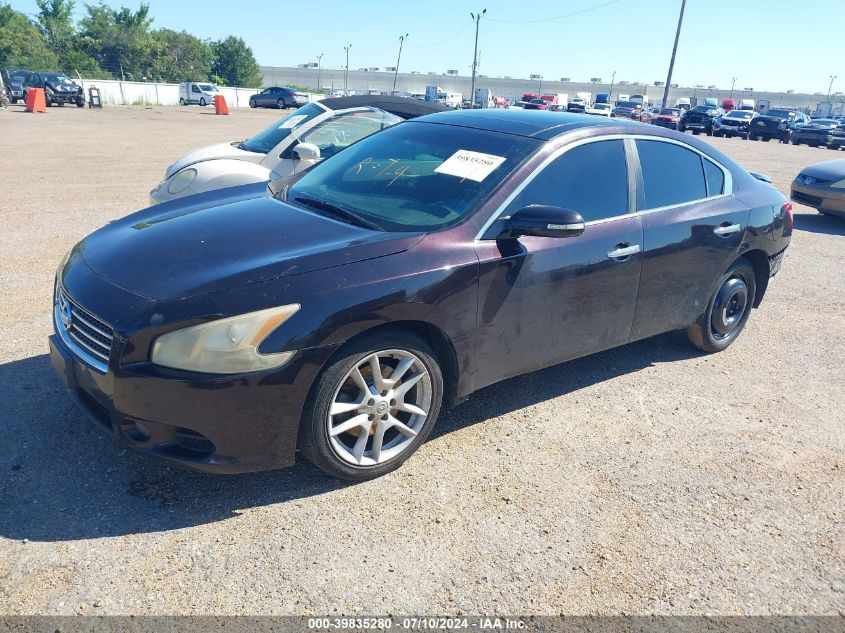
[319,95,448,119]
[414,108,640,140]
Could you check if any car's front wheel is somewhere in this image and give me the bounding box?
[687,258,756,353]
[299,330,444,481]
[199,97,207,107]
[249,98,256,108]
[277,98,286,109]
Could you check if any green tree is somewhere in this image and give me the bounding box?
[35,0,75,58]
[211,36,262,88]
[151,29,213,83]
[0,3,57,69]
[78,2,155,80]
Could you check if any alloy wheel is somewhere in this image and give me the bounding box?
[327,350,432,467]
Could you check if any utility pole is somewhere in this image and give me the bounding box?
[827,75,837,103]
[392,34,409,96]
[537,75,542,95]
[730,76,737,99]
[661,0,686,115]
[343,44,351,95]
[470,9,486,109]
[608,70,616,101]
[317,53,324,93]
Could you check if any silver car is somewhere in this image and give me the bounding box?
[791,159,845,217]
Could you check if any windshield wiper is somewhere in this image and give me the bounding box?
[293,197,383,231]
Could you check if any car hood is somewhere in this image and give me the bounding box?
[165,142,265,178]
[798,159,845,181]
[80,184,423,300]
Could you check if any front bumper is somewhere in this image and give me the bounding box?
[49,270,339,473]
[791,181,845,216]
[653,119,679,129]
[714,124,746,135]
[47,91,83,104]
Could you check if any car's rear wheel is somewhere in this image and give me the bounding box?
[299,331,444,481]
[277,98,286,109]
[179,97,185,106]
[687,259,756,353]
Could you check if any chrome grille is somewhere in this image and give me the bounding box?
[56,287,113,368]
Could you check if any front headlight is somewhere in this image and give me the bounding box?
[167,168,197,194]
[151,304,301,374]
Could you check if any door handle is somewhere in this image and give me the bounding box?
[713,222,742,236]
[607,243,641,259]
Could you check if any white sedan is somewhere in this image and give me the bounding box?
[150,96,445,204]
[585,102,613,117]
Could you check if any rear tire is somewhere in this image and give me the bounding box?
[687,259,756,354]
[277,98,286,109]
[299,330,444,481]
[179,97,185,106]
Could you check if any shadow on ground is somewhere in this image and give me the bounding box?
[0,333,698,542]
[793,211,845,236]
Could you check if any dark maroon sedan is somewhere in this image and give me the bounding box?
[50,110,792,481]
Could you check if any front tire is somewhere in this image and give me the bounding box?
[687,259,756,353]
[277,98,286,109]
[299,331,444,481]
[199,97,207,107]
[249,98,256,108]
[179,97,185,106]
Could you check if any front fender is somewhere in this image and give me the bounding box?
[151,159,272,203]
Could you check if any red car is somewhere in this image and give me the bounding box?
[652,107,683,130]
[523,98,550,110]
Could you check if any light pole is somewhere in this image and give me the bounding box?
[537,75,543,95]
[827,75,837,103]
[392,33,409,96]
[730,76,737,100]
[470,9,486,108]
[316,53,324,93]
[608,70,616,101]
[343,44,351,95]
[661,0,686,115]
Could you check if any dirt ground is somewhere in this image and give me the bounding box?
[0,104,843,616]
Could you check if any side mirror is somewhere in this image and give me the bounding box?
[292,142,321,161]
[499,205,586,239]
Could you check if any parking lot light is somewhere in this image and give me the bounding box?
[470,9,487,109]
[661,0,686,114]
[392,34,409,96]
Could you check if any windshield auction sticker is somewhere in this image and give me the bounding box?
[434,150,506,182]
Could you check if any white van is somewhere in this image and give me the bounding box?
[179,82,220,106]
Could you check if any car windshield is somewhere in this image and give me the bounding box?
[766,110,795,119]
[530,99,545,104]
[284,121,541,232]
[660,108,679,115]
[198,84,217,92]
[727,111,753,119]
[616,102,637,108]
[809,119,838,126]
[8,70,27,81]
[44,74,71,83]
[595,104,610,109]
[240,103,325,153]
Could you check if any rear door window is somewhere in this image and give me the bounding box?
[636,140,707,209]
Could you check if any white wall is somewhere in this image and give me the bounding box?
[76,79,263,108]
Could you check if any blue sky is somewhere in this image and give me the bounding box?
[12,0,845,94]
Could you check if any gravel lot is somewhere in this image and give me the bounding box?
[0,104,843,616]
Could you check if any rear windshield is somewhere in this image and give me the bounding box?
[660,108,680,115]
[726,111,753,119]
[616,101,638,108]
[285,121,540,232]
[239,103,325,153]
[766,110,795,119]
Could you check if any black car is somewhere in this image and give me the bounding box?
[712,110,758,139]
[680,105,724,136]
[50,110,792,481]
[790,119,845,149]
[23,71,85,107]
[747,108,811,143]
[567,100,586,113]
[249,86,308,109]
[1,69,29,103]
